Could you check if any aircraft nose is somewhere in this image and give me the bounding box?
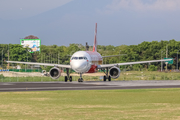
[71,61,87,72]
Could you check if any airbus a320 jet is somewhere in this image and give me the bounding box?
[7,23,172,82]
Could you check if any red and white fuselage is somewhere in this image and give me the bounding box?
[70,23,101,74]
[70,51,102,73]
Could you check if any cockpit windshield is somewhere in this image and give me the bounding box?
[71,57,87,60]
[79,57,83,60]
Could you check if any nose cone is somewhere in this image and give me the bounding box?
[71,61,89,73]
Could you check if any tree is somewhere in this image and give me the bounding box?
[148,65,158,71]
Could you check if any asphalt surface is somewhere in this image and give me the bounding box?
[1,80,180,92]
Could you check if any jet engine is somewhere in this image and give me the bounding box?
[49,67,61,79]
[109,66,121,79]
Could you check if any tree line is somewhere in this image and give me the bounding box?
[0,39,180,71]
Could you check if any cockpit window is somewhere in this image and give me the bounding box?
[71,57,88,60]
[71,57,77,60]
[74,57,78,60]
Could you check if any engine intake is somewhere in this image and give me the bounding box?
[49,67,61,79]
[109,66,121,79]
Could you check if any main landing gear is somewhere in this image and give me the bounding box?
[65,68,72,82]
[102,68,111,82]
[103,75,111,81]
[78,73,83,82]
[65,76,72,82]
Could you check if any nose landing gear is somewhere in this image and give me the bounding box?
[78,78,83,82]
[78,73,83,82]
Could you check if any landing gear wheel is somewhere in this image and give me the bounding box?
[103,76,106,82]
[65,76,68,82]
[69,76,72,82]
[78,78,83,82]
[108,76,111,81]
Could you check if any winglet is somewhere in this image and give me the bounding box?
[93,23,97,52]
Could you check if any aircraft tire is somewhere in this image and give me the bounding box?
[78,78,83,82]
[69,76,72,82]
[103,76,106,81]
[65,76,68,82]
[108,76,111,81]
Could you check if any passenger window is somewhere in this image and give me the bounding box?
[84,57,87,60]
[79,57,83,60]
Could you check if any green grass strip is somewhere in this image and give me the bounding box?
[0,88,180,120]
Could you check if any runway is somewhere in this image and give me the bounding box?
[1,80,180,92]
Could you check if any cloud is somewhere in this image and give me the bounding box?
[0,0,73,20]
[105,0,180,13]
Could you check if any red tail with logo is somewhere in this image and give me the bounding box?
[93,23,97,52]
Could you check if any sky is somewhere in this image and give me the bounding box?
[0,0,180,46]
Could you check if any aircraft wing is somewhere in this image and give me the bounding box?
[7,61,71,69]
[98,59,173,69]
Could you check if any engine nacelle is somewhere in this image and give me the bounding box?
[109,66,121,79]
[49,67,61,79]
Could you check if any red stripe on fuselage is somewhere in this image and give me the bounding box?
[86,51,102,73]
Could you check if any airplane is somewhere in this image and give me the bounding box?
[7,23,172,82]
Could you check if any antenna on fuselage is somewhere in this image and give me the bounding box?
[86,42,89,51]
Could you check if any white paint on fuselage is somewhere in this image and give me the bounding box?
[70,51,92,73]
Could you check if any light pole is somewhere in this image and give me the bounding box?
[44,54,45,63]
[161,51,164,72]
[8,44,9,69]
[25,48,28,72]
[58,53,59,64]
[1,50,3,69]
[119,50,121,62]
[177,50,179,71]
[166,44,168,71]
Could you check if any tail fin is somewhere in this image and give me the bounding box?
[93,23,97,52]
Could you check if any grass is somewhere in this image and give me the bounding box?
[1,71,180,82]
[0,88,180,119]
[118,71,180,80]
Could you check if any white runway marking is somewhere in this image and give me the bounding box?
[0,83,14,85]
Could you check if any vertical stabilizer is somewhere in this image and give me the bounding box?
[93,23,97,52]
